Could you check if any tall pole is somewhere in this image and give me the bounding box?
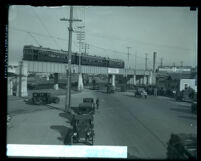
[60,6,82,112]
[160,58,163,67]
[84,43,89,54]
[180,61,183,67]
[127,47,131,69]
[145,53,148,71]
[135,52,137,72]
[153,52,157,73]
[66,6,73,112]
[76,26,85,74]
[18,61,22,97]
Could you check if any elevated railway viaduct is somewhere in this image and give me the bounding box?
[13,60,156,97]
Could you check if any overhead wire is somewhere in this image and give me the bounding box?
[11,26,187,68]
[32,7,62,49]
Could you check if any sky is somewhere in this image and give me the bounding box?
[8,5,198,69]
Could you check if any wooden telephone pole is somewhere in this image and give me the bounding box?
[60,6,82,112]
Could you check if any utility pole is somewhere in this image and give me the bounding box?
[180,61,183,67]
[18,61,22,97]
[135,52,137,72]
[75,26,85,73]
[84,43,89,54]
[127,47,131,69]
[153,52,157,73]
[60,6,82,112]
[145,53,148,71]
[160,58,163,67]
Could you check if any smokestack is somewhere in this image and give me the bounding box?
[153,52,157,72]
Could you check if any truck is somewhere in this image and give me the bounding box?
[175,79,197,102]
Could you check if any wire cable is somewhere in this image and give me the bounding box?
[32,8,62,49]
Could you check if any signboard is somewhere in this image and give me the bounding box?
[158,67,191,73]
[108,68,119,74]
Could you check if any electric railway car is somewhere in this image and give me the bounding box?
[23,45,125,68]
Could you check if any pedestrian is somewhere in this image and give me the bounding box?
[96,98,99,109]
[154,87,157,96]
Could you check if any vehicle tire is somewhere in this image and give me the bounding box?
[91,136,94,145]
[54,97,60,104]
[191,104,195,113]
[33,97,42,105]
[64,131,73,145]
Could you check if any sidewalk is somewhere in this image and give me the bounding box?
[8,95,25,101]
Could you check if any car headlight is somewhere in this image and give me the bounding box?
[73,132,77,136]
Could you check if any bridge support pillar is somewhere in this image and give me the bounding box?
[46,74,49,81]
[152,73,156,85]
[148,74,152,85]
[54,73,59,90]
[143,76,147,85]
[139,77,143,85]
[16,61,28,97]
[8,77,13,96]
[133,75,136,85]
[112,74,115,89]
[78,73,84,91]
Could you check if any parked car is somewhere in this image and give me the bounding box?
[134,88,147,99]
[106,83,115,93]
[31,92,60,105]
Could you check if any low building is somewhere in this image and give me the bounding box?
[156,72,192,91]
[8,65,18,96]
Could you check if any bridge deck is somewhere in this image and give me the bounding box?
[23,60,151,75]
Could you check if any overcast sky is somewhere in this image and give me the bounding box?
[8,5,198,69]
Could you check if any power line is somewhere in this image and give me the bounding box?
[11,27,156,61]
[27,32,41,46]
[32,8,62,49]
[86,32,193,52]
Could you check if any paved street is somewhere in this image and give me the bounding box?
[7,88,197,159]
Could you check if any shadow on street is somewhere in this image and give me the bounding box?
[50,125,72,144]
[123,94,134,97]
[176,104,191,108]
[169,107,191,114]
[59,111,74,124]
[178,115,197,120]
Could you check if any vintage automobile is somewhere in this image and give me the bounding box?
[167,133,197,160]
[134,88,147,99]
[64,100,95,145]
[70,113,94,145]
[92,84,100,90]
[191,92,197,113]
[106,83,115,93]
[133,88,147,98]
[31,92,60,105]
[83,98,96,110]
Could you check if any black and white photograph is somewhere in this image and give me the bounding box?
[7,5,197,159]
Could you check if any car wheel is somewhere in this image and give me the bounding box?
[54,97,60,104]
[33,97,42,105]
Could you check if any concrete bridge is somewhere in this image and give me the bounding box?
[11,60,156,97]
